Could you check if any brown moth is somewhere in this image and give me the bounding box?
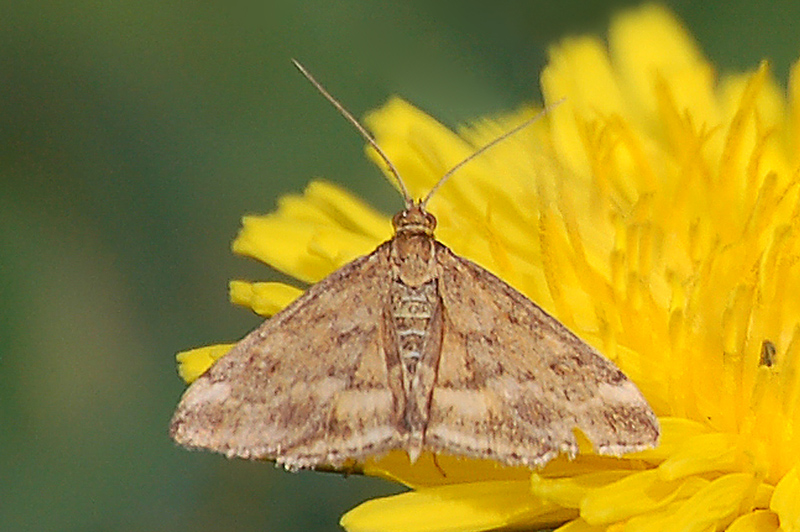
[169,61,660,471]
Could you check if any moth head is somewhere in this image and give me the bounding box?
[392,203,437,236]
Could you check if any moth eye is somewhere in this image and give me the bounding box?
[426,213,437,229]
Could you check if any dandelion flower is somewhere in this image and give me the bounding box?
[177,4,800,531]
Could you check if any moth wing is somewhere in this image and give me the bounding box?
[170,242,405,470]
[427,243,659,467]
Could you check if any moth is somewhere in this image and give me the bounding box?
[170,60,660,471]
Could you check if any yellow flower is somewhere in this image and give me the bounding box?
[177,4,800,532]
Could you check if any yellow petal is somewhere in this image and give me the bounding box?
[274,181,390,241]
[753,483,774,510]
[622,499,689,532]
[307,225,381,268]
[632,417,712,462]
[553,518,606,532]
[623,475,759,532]
[789,59,800,165]
[535,454,651,478]
[340,481,576,532]
[232,181,387,283]
[364,97,467,201]
[657,432,741,480]
[770,464,800,532]
[363,451,530,489]
[725,510,779,532]
[232,214,335,283]
[609,4,717,127]
[666,473,760,531]
[530,470,634,509]
[716,62,773,210]
[273,191,340,226]
[228,281,302,317]
[580,469,708,525]
[303,180,392,240]
[175,344,234,384]
[541,35,623,179]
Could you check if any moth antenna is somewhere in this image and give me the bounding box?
[420,98,565,209]
[292,59,413,208]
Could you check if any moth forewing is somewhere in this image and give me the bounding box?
[170,244,405,469]
[422,242,659,466]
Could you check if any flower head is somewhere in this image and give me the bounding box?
[177,4,800,531]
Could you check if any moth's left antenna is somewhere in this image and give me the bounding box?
[291,59,413,207]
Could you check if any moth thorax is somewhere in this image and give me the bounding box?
[392,203,436,236]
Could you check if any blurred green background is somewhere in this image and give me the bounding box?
[2,1,798,531]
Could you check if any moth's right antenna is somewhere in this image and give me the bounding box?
[420,98,565,209]
[292,59,413,208]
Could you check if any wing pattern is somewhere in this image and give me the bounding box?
[170,242,405,469]
[171,236,659,470]
[425,242,659,467]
